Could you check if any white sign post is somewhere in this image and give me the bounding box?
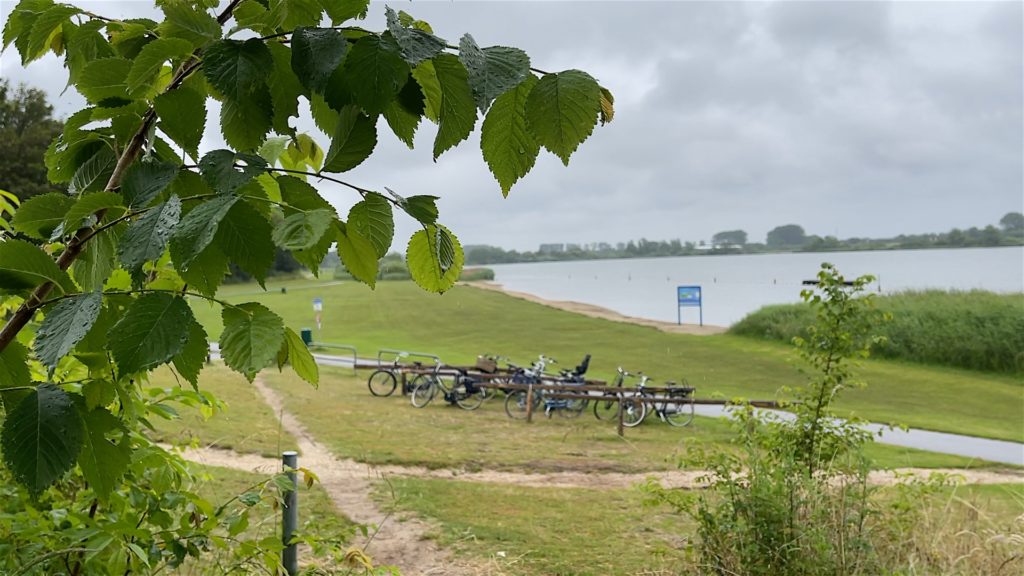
[312,298,323,331]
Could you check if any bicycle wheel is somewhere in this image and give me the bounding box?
[504,390,539,419]
[367,370,397,397]
[621,396,648,428]
[593,396,620,421]
[663,395,695,427]
[454,378,486,411]
[410,376,437,408]
[559,396,589,418]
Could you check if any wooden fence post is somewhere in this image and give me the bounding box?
[525,383,535,423]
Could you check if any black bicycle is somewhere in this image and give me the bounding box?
[620,375,695,428]
[410,366,486,410]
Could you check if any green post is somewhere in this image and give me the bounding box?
[300,328,312,346]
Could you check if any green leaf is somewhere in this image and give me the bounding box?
[119,196,182,277]
[220,88,273,151]
[0,342,31,413]
[126,37,193,95]
[177,245,229,298]
[71,223,122,292]
[159,2,221,48]
[121,160,179,208]
[385,6,445,66]
[68,146,117,196]
[4,0,52,53]
[203,39,274,102]
[1,383,83,494]
[406,224,464,294]
[10,193,75,240]
[277,176,335,274]
[198,149,269,194]
[348,192,393,258]
[155,87,206,160]
[283,0,322,30]
[173,319,208,388]
[35,291,103,371]
[283,327,317,386]
[77,58,132,104]
[336,223,378,288]
[431,53,477,160]
[62,192,125,233]
[340,34,409,116]
[322,105,377,173]
[321,0,369,26]
[267,43,303,135]
[220,303,285,381]
[272,209,335,250]
[0,239,77,296]
[401,195,439,225]
[481,75,540,196]
[25,4,79,65]
[382,98,420,149]
[525,70,601,166]
[291,27,348,93]
[458,35,530,112]
[78,407,130,501]
[309,91,340,134]
[411,60,441,122]
[108,293,193,374]
[215,201,275,285]
[169,195,238,270]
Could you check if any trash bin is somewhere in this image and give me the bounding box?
[300,328,313,346]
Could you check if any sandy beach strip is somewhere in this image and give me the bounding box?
[465,281,727,336]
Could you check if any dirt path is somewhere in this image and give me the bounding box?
[466,281,727,335]
[239,378,475,575]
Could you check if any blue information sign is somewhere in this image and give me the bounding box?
[677,285,703,326]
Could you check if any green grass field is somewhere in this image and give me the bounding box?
[191,279,1024,442]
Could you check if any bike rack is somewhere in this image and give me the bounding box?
[309,342,358,372]
[376,349,443,395]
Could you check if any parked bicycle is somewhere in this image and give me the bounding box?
[620,375,695,428]
[503,355,590,419]
[592,366,634,421]
[367,352,409,397]
[410,365,487,410]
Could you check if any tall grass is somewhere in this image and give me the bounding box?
[730,290,1024,374]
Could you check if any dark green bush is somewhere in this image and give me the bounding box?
[730,290,1024,374]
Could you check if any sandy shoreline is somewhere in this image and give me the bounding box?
[465,281,727,336]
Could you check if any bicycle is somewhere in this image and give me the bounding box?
[410,365,486,410]
[620,375,696,428]
[503,356,589,419]
[367,353,409,397]
[592,366,634,421]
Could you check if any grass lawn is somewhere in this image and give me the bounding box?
[374,477,691,576]
[191,280,1024,442]
[148,364,298,457]
[374,478,1024,576]
[261,367,999,472]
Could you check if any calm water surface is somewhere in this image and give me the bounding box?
[487,247,1024,326]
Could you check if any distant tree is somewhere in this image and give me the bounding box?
[981,225,1002,246]
[766,224,807,247]
[0,80,63,200]
[999,212,1024,233]
[712,229,748,246]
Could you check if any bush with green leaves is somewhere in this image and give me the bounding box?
[0,0,613,572]
[645,264,901,575]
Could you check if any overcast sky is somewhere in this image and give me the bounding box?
[2,0,1021,251]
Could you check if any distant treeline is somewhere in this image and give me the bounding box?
[332,253,495,282]
[730,290,1024,374]
[463,213,1024,265]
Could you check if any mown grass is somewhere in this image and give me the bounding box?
[374,477,690,576]
[730,290,1024,374]
[260,367,997,472]
[374,478,1024,576]
[191,280,1024,442]
[148,364,298,457]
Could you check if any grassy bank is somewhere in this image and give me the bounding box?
[375,478,1024,576]
[730,290,1024,373]
[190,280,1023,442]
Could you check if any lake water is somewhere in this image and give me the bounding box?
[487,247,1024,326]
